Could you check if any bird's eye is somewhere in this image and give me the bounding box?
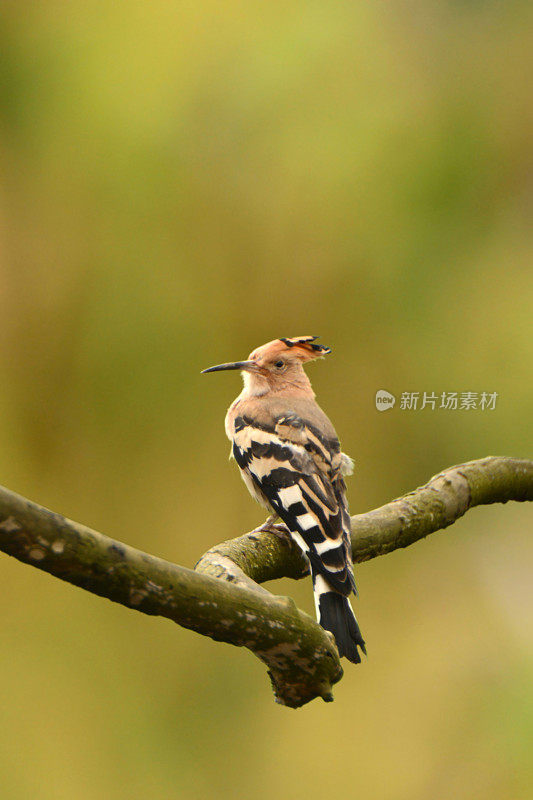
[274,360,284,369]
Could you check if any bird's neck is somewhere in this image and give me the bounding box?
[239,370,315,400]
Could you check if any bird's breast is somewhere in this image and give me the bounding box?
[224,397,243,441]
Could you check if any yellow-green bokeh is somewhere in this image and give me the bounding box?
[0,2,532,798]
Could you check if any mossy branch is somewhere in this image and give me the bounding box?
[0,456,531,708]
[197,457,533,583]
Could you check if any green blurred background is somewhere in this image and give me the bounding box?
[1,2,532,798]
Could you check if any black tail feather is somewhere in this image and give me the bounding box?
[318,592,366,664]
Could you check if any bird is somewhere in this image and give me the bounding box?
[201,335,366,663]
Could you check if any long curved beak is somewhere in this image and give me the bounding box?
[201,360,256,374]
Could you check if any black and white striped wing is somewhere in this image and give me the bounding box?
[232,414,355,597]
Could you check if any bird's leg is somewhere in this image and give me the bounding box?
[250,513,280,533]
[250,514,290,538]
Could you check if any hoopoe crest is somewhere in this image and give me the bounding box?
[202,336,366,663]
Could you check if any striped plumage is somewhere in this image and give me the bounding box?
[202,336,366,663]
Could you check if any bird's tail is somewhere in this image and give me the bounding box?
[313,573,366,664]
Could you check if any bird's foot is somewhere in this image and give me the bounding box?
[249,516,290,539]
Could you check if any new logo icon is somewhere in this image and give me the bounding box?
[375,390,396,411]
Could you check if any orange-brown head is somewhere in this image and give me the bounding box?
[201,336,331,396]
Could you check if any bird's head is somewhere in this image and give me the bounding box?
[201,336,331,396]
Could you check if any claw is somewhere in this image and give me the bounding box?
[250,515,290,538]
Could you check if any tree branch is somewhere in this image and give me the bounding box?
[0,486,341,708]
[197,457,533,583]
[0,457,531,708]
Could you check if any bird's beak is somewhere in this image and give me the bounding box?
[201,360,257,374]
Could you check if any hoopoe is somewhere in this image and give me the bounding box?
[202,335,366,663]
